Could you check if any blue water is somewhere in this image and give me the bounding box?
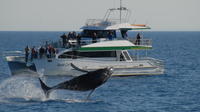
[0,31,200,112]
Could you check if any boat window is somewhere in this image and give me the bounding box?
[82,30,116,38]
[79,51,116,58]
[58,51,116,58]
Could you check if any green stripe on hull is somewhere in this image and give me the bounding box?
[79,46,152,51]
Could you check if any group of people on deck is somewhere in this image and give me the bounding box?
[24,31,142,62]
[24,44,57,63]
[60,31,142,48]
[60,32,81,48]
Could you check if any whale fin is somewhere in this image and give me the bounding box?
[39,78,52,98]
[86,89,95,100]
[70,63,89,73]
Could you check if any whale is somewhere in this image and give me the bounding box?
[39,67,113,99]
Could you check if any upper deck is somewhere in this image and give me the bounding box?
[81,5,150,31]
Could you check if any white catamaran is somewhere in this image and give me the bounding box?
[5,1,164,76]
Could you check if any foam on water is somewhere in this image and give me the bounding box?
[0,75,45,101]
[0,74,99,104]
[37,68,45,78]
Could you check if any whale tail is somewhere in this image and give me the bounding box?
[39,78,52,98]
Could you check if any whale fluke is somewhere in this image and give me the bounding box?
[39,78,51,98]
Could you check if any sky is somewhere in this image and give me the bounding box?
[0,0,200,31]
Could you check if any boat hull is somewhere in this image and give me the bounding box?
[32,58,164,76]
[7,61,37,75]
[6,56,164,76]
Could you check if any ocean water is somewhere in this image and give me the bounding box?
[0,31,200,112]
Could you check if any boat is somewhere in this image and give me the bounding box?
[5,1,164,76]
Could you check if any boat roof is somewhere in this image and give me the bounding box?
[79,40,152,51]
[81,21,151,31]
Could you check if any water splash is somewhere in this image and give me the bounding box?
[37,68,45,78]
[0,75,45,102]
[0,75,98,104]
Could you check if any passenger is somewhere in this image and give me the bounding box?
[47,45,52,58]
[47,45,56,58]
[31,46,36,61]
[135,33,141,45]
[77,33,81,45]
[92,32,97,43]
[72,31,77,40]
[68,32,72,39]
[44,46,48,57]
[121,30,128,39]
[51,47,56,57]
[68,32,73,47]
[25,45,30,62]
[39,46,45,58]
[60,33,67,48]
[46,49,50,58]
[108,32,113,40]
[35,50,38,59]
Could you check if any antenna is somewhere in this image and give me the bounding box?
[120,0,122,23]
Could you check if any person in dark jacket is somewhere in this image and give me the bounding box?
[39,46,45,58]
[135,33,141,45]
[25,45,30,62]
[60,33,67,48]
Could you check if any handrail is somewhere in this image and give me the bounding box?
[50,37,152,49]
[128,38,152,46]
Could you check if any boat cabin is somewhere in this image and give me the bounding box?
[57,50,133,62]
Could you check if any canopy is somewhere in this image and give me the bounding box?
[81,22,150,31]
[79,40,152,51]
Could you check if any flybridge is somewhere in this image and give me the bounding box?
[81,0,150,31]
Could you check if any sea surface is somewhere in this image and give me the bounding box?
[0,31,200,112]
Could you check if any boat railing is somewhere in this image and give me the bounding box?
[50,38,114,48]
[128,38,152,46]
[45,37,152,50]
[3,51,24,57]
[140,57,164,68]
[3,51,25,62]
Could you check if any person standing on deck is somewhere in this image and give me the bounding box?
[25,46,30,63]
[72,31,77,40]
[121,30,128,39]
[77,33,81,46]
[108,31,113,40]
[135,33,141,45]
[60,33,67,48]
[39,46,45,58]
[31,46,36,61]
[92,32,97,43]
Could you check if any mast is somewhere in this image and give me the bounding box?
[120,0,122,23]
